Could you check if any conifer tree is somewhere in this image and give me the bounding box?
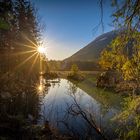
[14,0,40,79]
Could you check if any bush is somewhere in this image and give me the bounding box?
[67,73,85,81]
[67,64,85,81]
[44,72,58,80]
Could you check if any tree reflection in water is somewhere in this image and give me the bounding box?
[39,79,107,140]
[0,76,41,139]
[37,75,50,98]
[65,81,107,140]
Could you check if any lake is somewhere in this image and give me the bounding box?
[38,78,123,140]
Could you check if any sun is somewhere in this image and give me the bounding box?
[38,84,43,91]
[37,46,45,54]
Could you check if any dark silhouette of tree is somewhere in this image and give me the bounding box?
[0,0,41,80]
[14,0,40,79]
[0,0,17,79]
[0,0,14,38]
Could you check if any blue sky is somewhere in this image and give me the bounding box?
[31,0,114,60]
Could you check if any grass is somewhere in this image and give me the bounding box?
[54,70,124,109]
[69,72,124,109]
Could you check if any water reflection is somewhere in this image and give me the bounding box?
[37,76,45,92]
[38,84,44,92]
[37,76,51,99]
[39,79,121,139]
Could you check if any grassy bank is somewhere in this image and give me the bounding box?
[60,71,124,109]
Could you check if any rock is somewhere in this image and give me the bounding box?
[115,81,139,93]
[96,70,120,88]
[136,104,140,114]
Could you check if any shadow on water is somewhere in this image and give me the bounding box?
[38,78,123,140]
[0,76,41,139]
[0,75,123,139]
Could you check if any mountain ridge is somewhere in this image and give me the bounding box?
[64,30,119,62]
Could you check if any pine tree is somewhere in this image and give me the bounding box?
[14,0,40,80]
[0,0,16,75]
[0,0,15,49]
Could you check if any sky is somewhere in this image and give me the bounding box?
[31,0,114,60]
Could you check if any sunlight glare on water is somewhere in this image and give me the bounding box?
[37,76,46,93]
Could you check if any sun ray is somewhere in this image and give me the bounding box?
[0,52,38,80]
[0,33,46,81]
[23,35,38,48]
[15,42,37,49]
[15,52,38,70]
[28,53,39,76]
[12,50,36,56]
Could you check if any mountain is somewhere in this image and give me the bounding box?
[61,29,123,70]
[64,30,119,62]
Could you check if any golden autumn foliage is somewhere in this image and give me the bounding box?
[99,32,140,82]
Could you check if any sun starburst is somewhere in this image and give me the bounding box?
[2,35,47,80]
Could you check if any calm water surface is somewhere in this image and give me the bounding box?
[39,78,123,139]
